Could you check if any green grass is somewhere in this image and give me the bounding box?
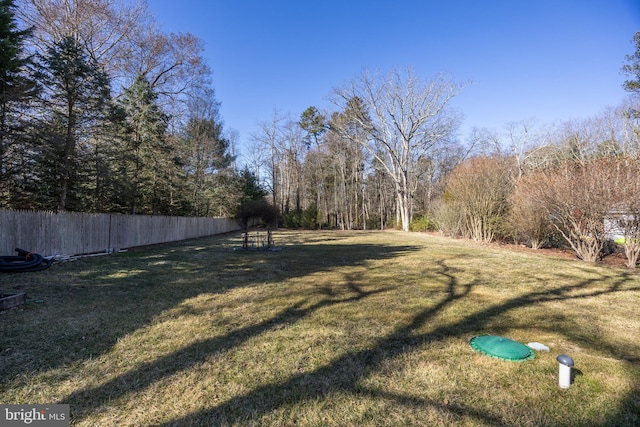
[1,230,639,426]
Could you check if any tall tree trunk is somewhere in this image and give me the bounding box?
[59,102,76,211]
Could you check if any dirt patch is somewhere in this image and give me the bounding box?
[494,241,632,269]
[424,231,636,270]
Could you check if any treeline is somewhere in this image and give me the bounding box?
[246,40,640,267]
[0,0,258,216]
[247,69,469,232]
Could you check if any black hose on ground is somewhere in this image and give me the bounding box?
[0,248,52,273]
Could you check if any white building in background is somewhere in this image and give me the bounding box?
[604,209,638,243]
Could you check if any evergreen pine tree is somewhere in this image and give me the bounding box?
[0,0,38,208]
[34,36,111,211]
[117,73,173,214]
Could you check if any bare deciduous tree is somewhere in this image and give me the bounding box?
[251,109,307,219]
[18,0,148,76]
[505,119,552,177]
[130,29,211,102]
[332,67,465,231]
[251,109,285,209]
[613,99,640,159]
[19,0,212,121]
[439,156,514,242]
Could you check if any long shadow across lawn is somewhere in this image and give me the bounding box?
[9,231,638,425]
[0,232,419,386]
[62,279,392,420]
[150,257,640,426]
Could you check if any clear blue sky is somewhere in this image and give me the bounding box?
[150,0,640,157]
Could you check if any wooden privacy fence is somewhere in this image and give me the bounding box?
[0,210,242,257]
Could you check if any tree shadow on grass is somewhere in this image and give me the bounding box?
[5,231,639,425]
[0,232,420,383]
[62,279,392,420]
[149,259,640,427]
[0,232,419,386]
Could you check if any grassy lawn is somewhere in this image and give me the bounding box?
[1,230,639,426]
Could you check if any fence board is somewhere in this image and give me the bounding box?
[0,210,241,257]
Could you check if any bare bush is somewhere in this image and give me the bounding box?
[507,179,555,249]
[608,158,640,268]
[438,156,515,242]
[433,197,466,238]
[523,159,623,262]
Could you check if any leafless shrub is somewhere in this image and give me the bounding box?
[608,158,640,268]
[507,180,555,249]
[438,156,515,242]
[520,158,635,263]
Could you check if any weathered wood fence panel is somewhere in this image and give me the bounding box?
[0,210,241,257]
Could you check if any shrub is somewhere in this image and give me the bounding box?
[433,197,465,237]
[438,156,515,242]
[410,213,436,232]
[281,210,302,228]
[281,205,320,229]
[519,159,621,262]
[507,178,555,249]
[301,204,319,229]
